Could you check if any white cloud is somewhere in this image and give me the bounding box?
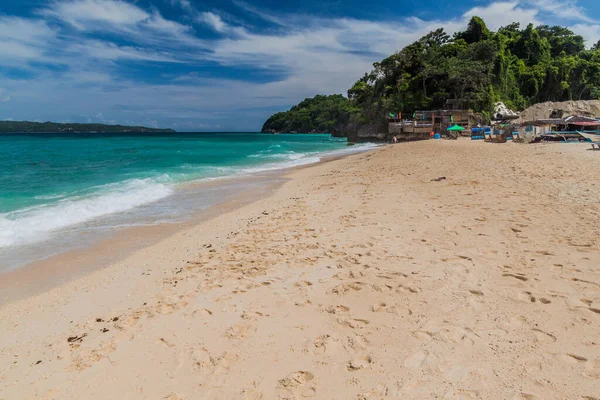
[66,40,179,62]
[0,0,597,130]
[233,1,286,26]
[44,0,149,29]
[43,0,202,48]
[198,12,228,32]
[465,1,540,30]
[0,17,56,63]
[524,0,596,24]
[571,23,600,46]
[145,12,192,36]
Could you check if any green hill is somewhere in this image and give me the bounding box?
[262,17,600,135]
[261,94,359,133]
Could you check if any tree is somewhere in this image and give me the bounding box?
[537,25,584,56]
[457,16,491,44]
[512,24,550,65]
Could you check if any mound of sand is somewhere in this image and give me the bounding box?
[516,100,600,122]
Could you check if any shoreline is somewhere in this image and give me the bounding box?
[1,140,598,399]
[0,148,374,305]
[0,173,284,304]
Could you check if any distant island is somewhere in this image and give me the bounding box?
[0,121,175,133]
[262,17,600,139]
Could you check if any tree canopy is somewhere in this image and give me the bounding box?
[261,94,358,133]
[263,17,600,134]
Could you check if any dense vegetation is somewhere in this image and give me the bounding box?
[261,94,358,133]
[263,17,600,133]
[0,121,175,133]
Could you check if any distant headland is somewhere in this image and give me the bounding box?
[261,17,600,142]
[0,121,176,133]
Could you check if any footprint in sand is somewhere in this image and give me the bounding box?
[278,371,317,398]
[347,355,373,371]
[370,302,387,312]
[503,273,529,282]
[311,334,344,356]
[532,328,557,343]
[396,283,421,294]
[330,282,364,295]
[241,310,265,320]
[186,308,214,318]
[337,318,370,329]
[561,353,588,364]
[518,291,552,304]
[325,305,350,315]
[225,322,256,340]
[153,291,195,315]
[583,358,600,379]
[68,341,117,372]
[518,393,542,400]
[190,347,239,380]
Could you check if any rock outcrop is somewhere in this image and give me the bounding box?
[332,120,389,142]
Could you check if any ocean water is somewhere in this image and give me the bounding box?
[0,132,375,269]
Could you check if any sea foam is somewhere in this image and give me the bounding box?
[0,178,173,248]
[0,142,378,250]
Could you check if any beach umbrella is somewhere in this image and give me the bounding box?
[447,124,465,131]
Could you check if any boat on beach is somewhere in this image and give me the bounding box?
[577,131,600,142]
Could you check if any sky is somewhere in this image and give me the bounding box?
[0,0,599,131]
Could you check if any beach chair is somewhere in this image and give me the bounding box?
[489,133,507,143]
[512,132,524,143]
[591,143,600,150]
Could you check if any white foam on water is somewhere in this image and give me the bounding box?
[0,141,379,252]
[34,193,67,200]
[241,143,380,174]
[0,178,174,248]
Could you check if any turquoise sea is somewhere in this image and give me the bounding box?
[0,133,375,269]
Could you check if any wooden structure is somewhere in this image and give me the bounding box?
[388,121,432,141]
[388,99,485,141]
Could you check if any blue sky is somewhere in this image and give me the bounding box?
[0,0,599,131]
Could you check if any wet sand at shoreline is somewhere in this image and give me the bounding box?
[0,173,285,303]
[1,140,599,399]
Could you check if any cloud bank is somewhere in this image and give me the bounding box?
[0,0,598,130]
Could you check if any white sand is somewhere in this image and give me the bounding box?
[1,140,599,399]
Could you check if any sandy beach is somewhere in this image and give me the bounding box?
[1,140,599,399]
